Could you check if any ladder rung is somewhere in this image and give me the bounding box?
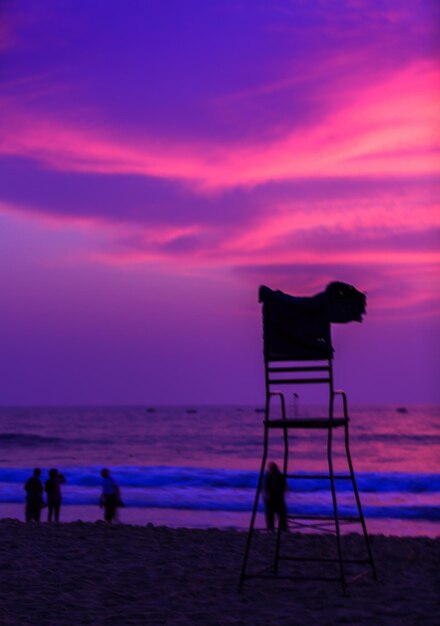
[287,514,361,522]
[268,377,331,384]
[244,574,342,582]
[268,366,330,373]
[286,473,352,480]
[279,557,371,564]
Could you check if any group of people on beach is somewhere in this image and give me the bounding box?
[25,468,65,523]
[24,467,122,524]
[24,462,286,529]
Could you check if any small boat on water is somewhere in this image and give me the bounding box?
[396,407,408,414]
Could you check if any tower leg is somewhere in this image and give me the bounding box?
[328,427,346,592]
[239,423,268,588]
[344,423,377,580]
[274,425,289,574]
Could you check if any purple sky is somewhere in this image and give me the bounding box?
[0,0,439,404]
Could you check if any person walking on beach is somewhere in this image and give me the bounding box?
[45,468,66,523]
[263,462,287,532]
[99,468,121,523]
[24,468,44,522]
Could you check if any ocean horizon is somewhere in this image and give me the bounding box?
[1,404,439,536]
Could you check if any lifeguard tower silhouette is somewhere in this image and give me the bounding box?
[240,282,376,592]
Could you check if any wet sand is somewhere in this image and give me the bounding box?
[0,519,438,625]
[3,503,439,537]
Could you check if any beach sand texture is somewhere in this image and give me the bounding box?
[0,520,438,626]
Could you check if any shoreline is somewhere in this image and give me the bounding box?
[1,502,439,538]
[1,519,439,625]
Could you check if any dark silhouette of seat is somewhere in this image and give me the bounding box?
[240,283,377,592]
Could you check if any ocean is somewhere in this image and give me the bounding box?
[0,405,439,536]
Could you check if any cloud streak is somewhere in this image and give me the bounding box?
[1,61,438,192]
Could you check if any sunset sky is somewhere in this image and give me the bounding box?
[0,0,439,405]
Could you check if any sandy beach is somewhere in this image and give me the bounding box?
[0,520,438,626]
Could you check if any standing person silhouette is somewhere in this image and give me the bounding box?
[99,468,120,523]
[45,468,66,523]
[24,468,44,522]
[263,462,287,531]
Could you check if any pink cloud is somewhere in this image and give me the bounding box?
[2,176,438,321]
[1,61,438,190]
